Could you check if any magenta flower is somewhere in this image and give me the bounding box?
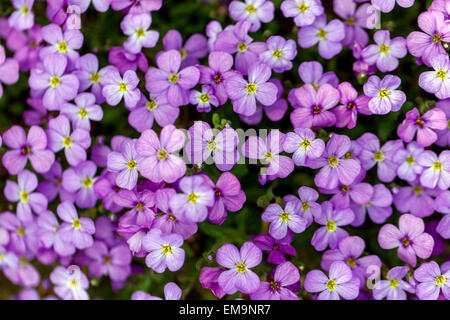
[107,139,143,190]
[406,10,450,67]
[311,201,354,251]
[85,241,132,282]
[101,67,141,108]
[62,160,98,209]
[136,125,186,184]
[298,14,345,59]
[170,175,215,223]
[115,189,155,228]
[57,201,95,250]
[250,261,300,300]
[435,99,450,147]
[162,29,207,68]
[5,27,40,71]
[419,54,450,100]
[216,241,262,294]
[225,62,278,116]
[289,84,339,129]
[142,228,185,273]
[253,233,296,264]
[50,266,89,300]
[4,169,48,222]
[40,23,83,64]
[321,236,381,288]
[47,115,91,167]
[37,210,75,257]
[304,261,360,300]
[373,266,415,300]
[145,49,200,107]
[262,202,307,240]
[378,214,434,267]
[332,82,371,129]
[28,53,79,110]
[417,150,450,190]
[61,93,103,130]
[280,0,324,27]
[9,0,34,31]
[351,184,393,226]
[2,125,54,175]
[361,30,407,72]
[397,107,447,147]
[229,0,274,32]
[363,75,406,114]
[199,267,226,299]
[414,261,450,300]
[296,60,338,88]
[121,13,159,54]
[313,134,361,190]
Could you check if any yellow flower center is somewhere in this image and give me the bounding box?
[302,201,310,211]
[374,151,384,162]
[146,99,158,111]
[213,74,222,83]
[346,17,355,26]
[347,257,357,268]
[270,281,280,291]
[69,279,78,288]
[17,227,25,236]
[21,145,31,155]
[437,70,447,80]
[215,188,222,197]
[237,41,248,52]
[162,244,173,255]
[235,262,247,273]
[379,44,390,54]
[62,136,72,148]
[264,151,274,163]
[300,139,311,149]
[82,177,93,188]
[179,48,187,60]
[168,73,179,83]
[168,213,177,221]
[72,219,81,230]
[413,185,423,195]
[406,156,415,165]
[136,203,144,211]
[126,159,137,170]
[326,279,337,291]
[389,278,399,288]
[298,2,308,12]
[416,117,425,126]
[246,82,257,94]
[157,148,168,160]
[344,152,353,159]
[207,140,218,151]
[341,185,349,193]
[273,49,283,59]
[135,28,145,38]
[432,33,442,44]
[118,82,128,92]
[280,212,290,222]
[317,29,327,40]
[188,192,199,203]
[326,220,336,232]
[90,72,100,83]
[199,93,210,103]
[401,237,410,247]
[103,256,112,264]
[78,108,88,118]
[347,102,356,109]
[49,76,61,88]
[19,190,29,203]
[434,161,442,171]
[328,156,339,167]
[313,106,321,114]
[57,41,68,53]
[21,5,29,14]
[0,253,3,260]
[378,88,389,98]
[246,4,256,14]
[435,275,446,286]
[19,256,28,266]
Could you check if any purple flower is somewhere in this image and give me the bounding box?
[2,125,54,175]
[280,0,324,27]
[101,67,141,108]
[162,29,207,68]
[170,175,215,223]
[62,160,98,209]
[50,266,89,300]
[289,84,339,129]
[3,255,40,288]
[142,228,185,273]
[351,184,393,226]
[229,0,274,32]
[321,236,381,288]
[262,202,307,240]
[225,62,278,116]
[363,75,406,114]
[372,266,415,300]
[298,14,345,59]
[40,23,83,65]
[311,201,354,251]
[73,53,108,103]
[332,82,371,129]
[0,246,18,270]
[259,36,297,73]
[199,267,226,299]
[28,53,79,110]
[356,133,403,183]
[283,186,321,227]
[378,214,434,267]
[372,0,414,13]
[136,125,186,183]
[132,282,182,300]
[435,99,450,147]
[107,139,143,190]
[414,261,450,300]
[393,182,436,218]
[111,0,162,14]
[77,0,111,12]
[6,26,42,71]
[250,261,300,300]
[47,115,91,167]
[37,210,75,257]
[406,10,450,67]
[304,261,360,300]
[61,93,103,131]
[9,0,34,31]
[253,233,296,264]
[242,129,294,184]
[320,175,373,209]
[419,54,450,100]
[57,201,95,250]
[189,85,219,112]
[115,189,155,227]
[121,13,159,54]
[4,169,48,222]
[297,60,339,88]
[85,241,132,282]
[283,128,325,166]
[313,134,361,190]
[216,241,262,294]
[108,46,148,75]
[361,30,407,72]
[145,49,200,107]
[0,212,38,254]
[417,150,450,190]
